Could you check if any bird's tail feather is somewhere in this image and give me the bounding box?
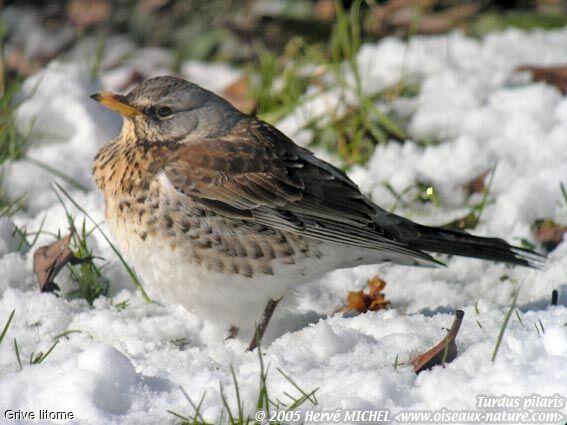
[409,225,545,268]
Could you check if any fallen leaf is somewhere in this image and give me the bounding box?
[6,47,36,76]
[366,0,476,36]
[344,291,367,313]
[136,0,169,16]
[368,0,435,35]
[33,235,73,293]
[68,0,111,29]
[411,310,464,374]
[313,0,335,21]
[516,65,567,94]
[222,75,257,114]
[339,275,391,313]
[534,219,567,252]
[415,4,478,34]
[464,170,489,194]
[368,276,390,310]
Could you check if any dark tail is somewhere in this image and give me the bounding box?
[409,224,545,268]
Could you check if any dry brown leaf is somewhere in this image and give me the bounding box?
[367,275,389,310]
[367,0,477,35]
[535,220,567,252]
[516,65,567,94]
[389,6,421,28]
[313,0,335,21]
[344,291,367,313]
[464,171,489,194]
[371,0,434,23]
[411,310,464,374]
[417,3,477,34]
[6,47,36,76]
[339,275,391,314]
[33,235,73,292]
[222,75,257,114]
[136,0,169,16]
[67,0,111,29]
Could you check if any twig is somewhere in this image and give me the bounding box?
[247,298,281,352]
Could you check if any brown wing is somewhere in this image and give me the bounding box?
[164,118,436,262]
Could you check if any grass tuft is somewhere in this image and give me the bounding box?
[54,183,151,303]
[29,341,59,365]
[167,389,212,425]
[168,339,317,425]
[53,186,110,304]
[277,368,318,410]
[0,67,28,211]
[252,41,312,123]
[67,218,110,304]
[247,0,407,166]
[0,76,26,167]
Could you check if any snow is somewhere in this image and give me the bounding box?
[1,7,75,62]
[1,25,567,424]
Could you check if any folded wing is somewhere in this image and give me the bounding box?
[163,118,439,265]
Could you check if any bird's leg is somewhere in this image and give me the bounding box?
[247,297,282,352]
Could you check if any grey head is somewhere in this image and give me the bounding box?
[91,76,244,143]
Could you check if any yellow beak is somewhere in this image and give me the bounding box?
[90,91,142,117]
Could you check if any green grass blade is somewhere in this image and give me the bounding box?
[219,383,235,425]
[230,366,245,423]
[277,368,318,406]
[475,163,497,225]
[254,332,270,420]
[25,157,89,193]
[0,309,15,346]
[165,410,189,422]
[30,341,59,365]
[13,338,22,371]
[560,182,567,208]
[492,284,522,362]
[54,183,151,303]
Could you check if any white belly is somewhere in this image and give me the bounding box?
[109,219,311,337]
[106,214,390,341]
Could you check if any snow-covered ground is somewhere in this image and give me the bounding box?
[1,25,567,425]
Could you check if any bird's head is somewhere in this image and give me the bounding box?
[91,76,243,144]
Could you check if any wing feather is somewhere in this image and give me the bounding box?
[163,118,436,263]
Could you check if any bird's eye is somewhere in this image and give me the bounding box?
[155,106,173,119]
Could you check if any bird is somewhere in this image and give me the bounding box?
[91,76,542,348]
